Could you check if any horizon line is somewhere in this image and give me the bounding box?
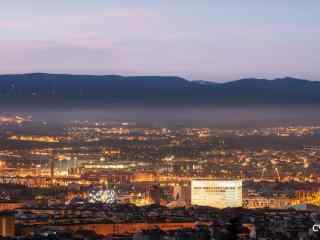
[0,72,317,83]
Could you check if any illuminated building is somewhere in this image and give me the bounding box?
[244,196,291,209]
[0,201,24,211]
[0,212,15,237]
[0,115,26,124]
[88,189,117,204]
[8,135,63,143]
[133,172,158,182]
[191,179,242,208]
[174,183,191,206]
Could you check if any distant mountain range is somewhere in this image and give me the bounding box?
[0,73,320,107]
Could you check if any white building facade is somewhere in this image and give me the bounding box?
[191,179,242,208]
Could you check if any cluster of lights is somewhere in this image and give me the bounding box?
[88,189,117,204]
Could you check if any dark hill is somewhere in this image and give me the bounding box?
[0,73,319,107]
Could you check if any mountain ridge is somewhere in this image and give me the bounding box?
[0,73,319,106]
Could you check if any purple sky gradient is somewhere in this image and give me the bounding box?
[1,1,320,81]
